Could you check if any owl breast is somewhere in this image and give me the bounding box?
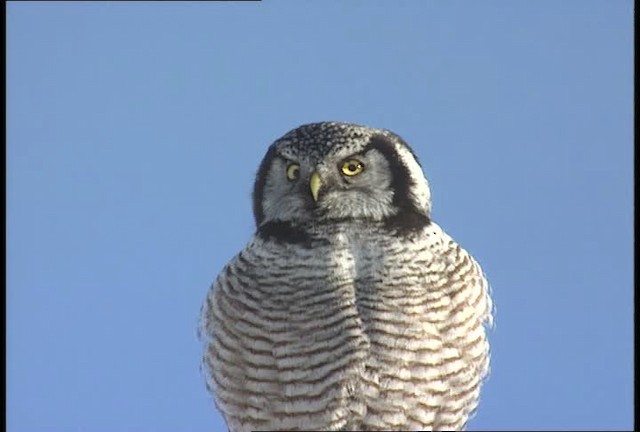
[202,221,491,432]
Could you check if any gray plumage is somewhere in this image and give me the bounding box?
[199,122,493,431]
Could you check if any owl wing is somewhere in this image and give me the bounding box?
[199,242,367,432]
[356,222,492,431]
[199,250,282,432]
[418,222,493,430]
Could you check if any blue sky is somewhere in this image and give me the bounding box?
[7,1,633,431]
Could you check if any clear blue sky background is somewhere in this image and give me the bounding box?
[7,2,633,431]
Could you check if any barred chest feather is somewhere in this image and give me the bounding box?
[203,220,491,432]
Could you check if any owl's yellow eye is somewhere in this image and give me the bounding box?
[286,163,300,181]
[340,159,365,177]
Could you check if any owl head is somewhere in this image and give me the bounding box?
[252,122,432,235]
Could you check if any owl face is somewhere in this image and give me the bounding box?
[253,122,432,232]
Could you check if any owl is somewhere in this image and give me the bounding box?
[199,122,493,431]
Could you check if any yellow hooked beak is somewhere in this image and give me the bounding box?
[309,170,322,202]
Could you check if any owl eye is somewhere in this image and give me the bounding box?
[286,163,300,181]
[340,159,365,177]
